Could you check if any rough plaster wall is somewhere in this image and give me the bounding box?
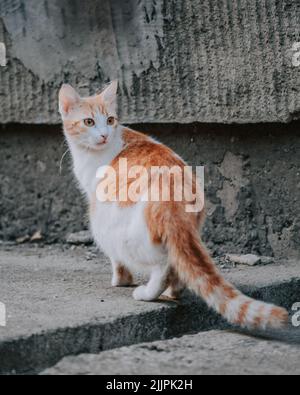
[158,123,300,259]
[0,0,300,124]
[0,126,88,243]
[0,123,299,259]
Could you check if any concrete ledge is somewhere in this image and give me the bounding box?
[42,329,300,375]
[0,245,299,374]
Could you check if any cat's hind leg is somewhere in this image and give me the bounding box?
[133,265,169,301]
[163,268,186,300]
[111,260,134,287]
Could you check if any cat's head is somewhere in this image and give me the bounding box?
[59,81,118,151]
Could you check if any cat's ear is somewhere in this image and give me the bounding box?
[101,80,118,115]
[59,84,80,116]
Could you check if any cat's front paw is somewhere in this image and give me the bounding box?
[133,285,151,301]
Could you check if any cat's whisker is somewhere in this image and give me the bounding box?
[59,148,70,174]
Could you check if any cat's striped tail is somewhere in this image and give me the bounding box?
[167,227,288,330]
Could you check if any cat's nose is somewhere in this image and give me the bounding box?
[96,134,108,146]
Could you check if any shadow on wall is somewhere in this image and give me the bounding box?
[0,122,299,259]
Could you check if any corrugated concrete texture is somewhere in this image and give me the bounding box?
[0,0,300,124]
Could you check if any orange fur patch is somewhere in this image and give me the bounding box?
[222,283,239,300]
[270,307,289,326]
[122,128,150,145]
[236,300,252,325]
[100,128,202,210]
[253,305,266,328]
[117,265,133,285]
[165,267,185,299]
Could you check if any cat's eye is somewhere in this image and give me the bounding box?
[107,116,115,126]
[84,118,95,127]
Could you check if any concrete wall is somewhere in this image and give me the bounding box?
[1,123,299,259]
[0,0,300,124]
[0,1,299,259]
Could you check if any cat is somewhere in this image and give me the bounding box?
[59,81,288,330]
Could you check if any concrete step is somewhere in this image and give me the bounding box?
[42,329,300,376]
[0,245,299,375]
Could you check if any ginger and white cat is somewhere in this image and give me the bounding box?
[59,81,288,330]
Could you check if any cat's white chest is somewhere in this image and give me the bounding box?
[68,131,124,199]
[90,200,166,273]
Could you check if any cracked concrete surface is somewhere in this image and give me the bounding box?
[0,244,299,374]
[42,329,300,375]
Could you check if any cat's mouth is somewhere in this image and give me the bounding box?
[96,136,108,146]
[93,140,108,150]
[83,137,109,151]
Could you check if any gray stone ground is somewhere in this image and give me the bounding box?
[0,244,299,374]
[43,329,300,376]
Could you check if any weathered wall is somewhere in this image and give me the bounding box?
[1,123,299,259]
[0,0,300,124]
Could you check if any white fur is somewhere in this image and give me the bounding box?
[91,199,166,272]
[65,125,168,300]
[66,128,124,199]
